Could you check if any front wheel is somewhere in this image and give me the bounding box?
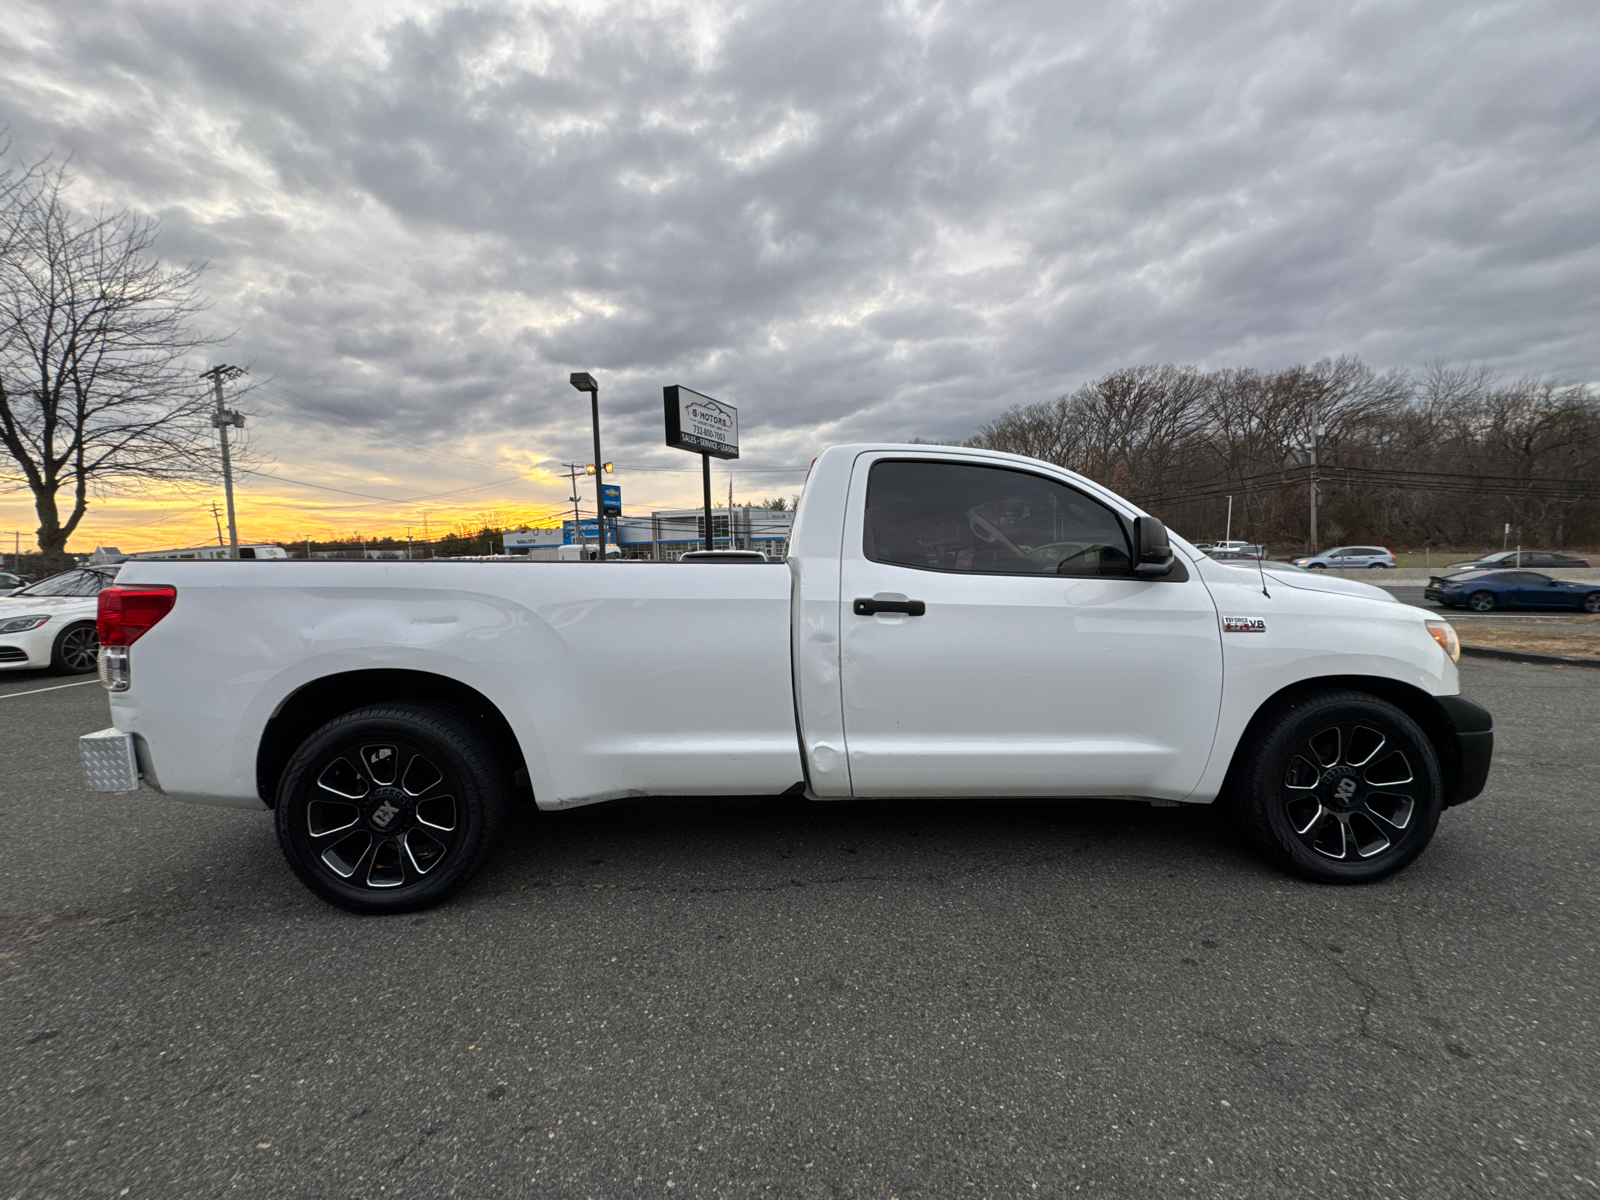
[1228,690,1443,883]
[1308,563,1327,570]
[51,621,99,674]
[1467,590,1496,612]
[275,704,509,913]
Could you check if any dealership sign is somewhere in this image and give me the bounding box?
[562,518,617,545]
[503,528,564,549]
[663,386,739,460]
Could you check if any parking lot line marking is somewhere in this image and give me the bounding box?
[0,679,101,700]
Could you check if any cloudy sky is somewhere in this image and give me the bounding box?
[3,0,1597,550]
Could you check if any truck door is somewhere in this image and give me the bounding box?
[837,456,1222,800]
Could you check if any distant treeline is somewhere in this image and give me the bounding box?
[962,357,1600,550]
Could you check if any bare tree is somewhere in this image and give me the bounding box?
[959,356,1600,550]
[0,154,224,554]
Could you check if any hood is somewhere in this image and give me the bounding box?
[1261,566,1396,602]
[1209,559,1397,602]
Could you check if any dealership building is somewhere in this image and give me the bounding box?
[504,506,795,560]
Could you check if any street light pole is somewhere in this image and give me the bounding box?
[202,365,246,559]
[570,373,606,561]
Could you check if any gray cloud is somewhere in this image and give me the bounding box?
[3,0,1598,523]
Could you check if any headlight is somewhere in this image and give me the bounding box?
[0,614,50,634]
[1425,619,1460,663]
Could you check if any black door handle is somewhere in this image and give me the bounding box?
[853,597,926,616]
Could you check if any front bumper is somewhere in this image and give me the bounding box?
[0,623,56,669]
[1437,695,1493,806]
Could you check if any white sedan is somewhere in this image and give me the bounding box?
[0,567,119,673]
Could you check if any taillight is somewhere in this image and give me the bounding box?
[97,585,177,647]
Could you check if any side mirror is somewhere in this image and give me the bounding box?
[1132,516,1175,579]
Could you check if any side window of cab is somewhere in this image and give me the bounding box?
[863,460,1132,577]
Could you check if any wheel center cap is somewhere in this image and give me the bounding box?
[1321,767,1360,809]
[367,786,408,831]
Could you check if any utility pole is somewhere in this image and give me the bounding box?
[210,502,225,547]
[1225,495,1233,544]
[1308,422,1325,554]
[565,463,590,559]
[202,365,247,559]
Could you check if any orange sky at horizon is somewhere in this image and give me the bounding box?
[1,452,802,556]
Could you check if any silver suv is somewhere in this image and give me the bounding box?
[1292,545,1396,570]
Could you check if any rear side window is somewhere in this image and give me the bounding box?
[864,460,1131,576]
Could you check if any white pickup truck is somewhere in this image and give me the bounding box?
[81,444,1492,912]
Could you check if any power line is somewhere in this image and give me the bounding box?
[1133,463,1600,508]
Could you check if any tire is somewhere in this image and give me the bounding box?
[51,621,100,674]
[1308,563,1327,570]
[1584,592,1600,614]
[1467,591,1496,612]
[1228,689,1443,884]
[1367,563,1390,569]
[275,704,509,914]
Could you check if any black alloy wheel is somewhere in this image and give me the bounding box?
[51,621,100,674]
[275,704,508,913]
[1228,689,1443,883]
[1584,592,1600,614]
[1467,591,1496,612]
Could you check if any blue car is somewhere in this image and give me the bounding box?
[1425,569,1600,613]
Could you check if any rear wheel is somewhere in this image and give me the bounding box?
[1584,592,1600,614]
[275,704,509,913]
[51,621,99,674]
[1467,591,1496,612]
[1229,689,1443,883]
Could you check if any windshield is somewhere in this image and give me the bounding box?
[12,568,117,597]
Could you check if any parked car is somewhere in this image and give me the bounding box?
[1446,550,1591,571]
[0,566,119,673]
[1205,545,1266,562]
[81,442,1492,911]
[0,570,26,596]
[1293,546,1396,570]
[1424,570,1600,613]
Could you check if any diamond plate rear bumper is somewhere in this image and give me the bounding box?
[80,727,141,793]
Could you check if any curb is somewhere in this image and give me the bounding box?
[1461,644,1600,669]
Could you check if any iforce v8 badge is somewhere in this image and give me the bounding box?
[1223,616,1267,633]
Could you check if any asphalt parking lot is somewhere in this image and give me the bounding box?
[3,661,1598,1199]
